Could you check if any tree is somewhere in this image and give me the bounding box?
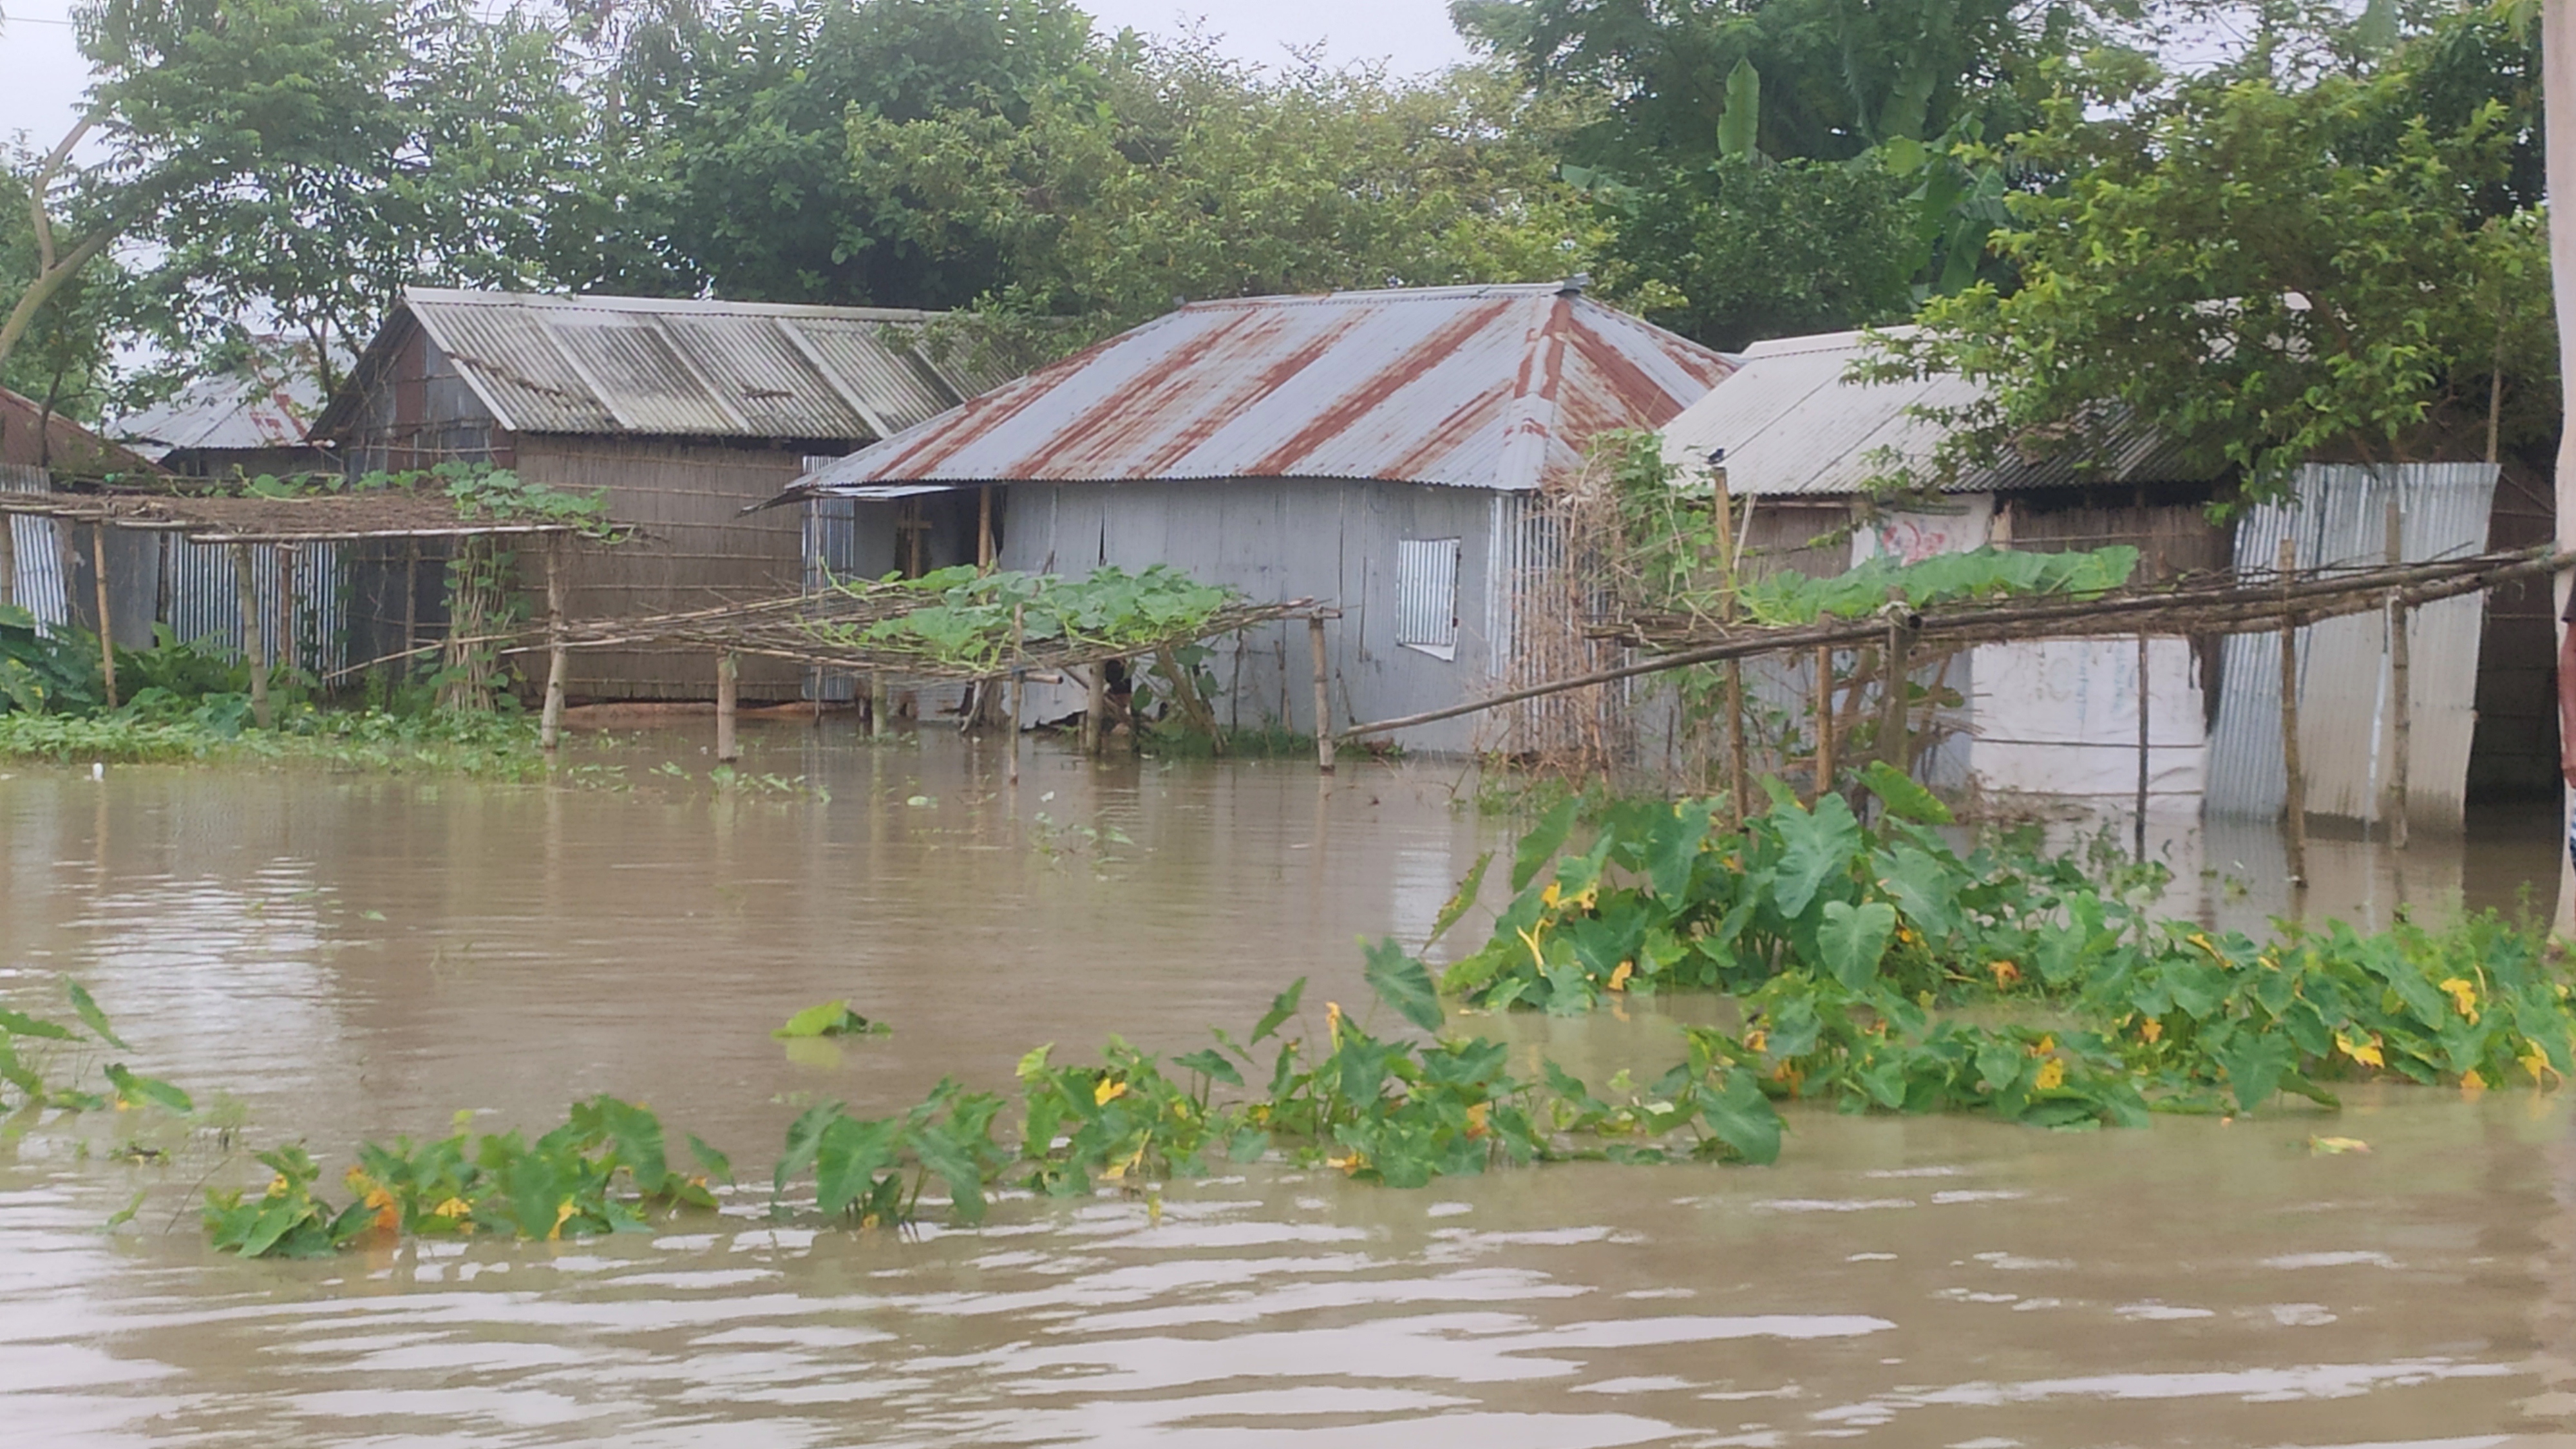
[1864,28,2556,500]
[578,0,1107,304]
[833,43,1598,338]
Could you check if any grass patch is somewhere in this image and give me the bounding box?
[0,706,558,778]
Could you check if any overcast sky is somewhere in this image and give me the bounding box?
[0,1,1477,156]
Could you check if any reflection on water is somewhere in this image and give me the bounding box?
[2,725,2573,1446]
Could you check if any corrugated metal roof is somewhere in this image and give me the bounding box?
[109,339,341,459]
[798,284,1733,493]
[1658,328,2210,496]
[313,289,1001,442]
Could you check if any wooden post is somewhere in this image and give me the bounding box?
[869,675,890,739]
[2278,535,2308,887]
[1309,614,1336,773]
[1811,645,1835,800]
[540,535,567,752]
[89,525,117,710]
[715,651,739,762]
[978,486,996,572]
[1082,661,1106,757]
[401,539,420,682]
[2380,490,2407,849]
[274,544,297,677]
[0,510,15,611]
[232,543,270,730]
[1726,658,1750,827]
[2134,629,2151,860]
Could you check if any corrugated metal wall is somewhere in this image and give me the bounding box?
[2205,462,2498,828]
[1,464,68,628]
[160,537,347,675]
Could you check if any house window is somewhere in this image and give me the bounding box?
[1394,538,1461,660]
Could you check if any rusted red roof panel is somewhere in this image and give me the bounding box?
[804,285,1732,494]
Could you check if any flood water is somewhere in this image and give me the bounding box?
[4,725,2576,1447]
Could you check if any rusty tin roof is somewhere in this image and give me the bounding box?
[798,283,1733,494]
[312,289,1005,443]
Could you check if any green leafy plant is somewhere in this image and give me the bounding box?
[772,1001,890,1038]
[824,565,1239,670]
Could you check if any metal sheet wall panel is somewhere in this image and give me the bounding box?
[1,464,67,628]
[160,538,346,675]
[1393,538,1461,654]
[2204,462,2496,826]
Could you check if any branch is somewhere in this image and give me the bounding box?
[26,113,95,276]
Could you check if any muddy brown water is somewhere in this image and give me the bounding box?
[4,726,2575,1446]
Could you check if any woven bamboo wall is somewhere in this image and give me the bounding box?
[514,438,816,702]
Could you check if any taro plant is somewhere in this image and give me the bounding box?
[772,1079,1013,1227]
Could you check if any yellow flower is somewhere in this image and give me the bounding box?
[547,1200,577,1242]
[1989,960,2022,988]
[1094,1077,1129,1106]
[2139,1018,2164,1045]
[1464,1102,1491,1140]
[1607,961,1634,992]
[2439,978,2480,1024]
[2033,1058,2067,1092]
[2461,1068,2488,1098]
[1325,1000,1345,1046]
[2520,1049,2556,1085]
[2336,1033,2383,1068]
[431,1197,471,1219]
[1744,1028,1768,1055]
[2032,1035,2055,1055]
[1541,882,1562,908]
[263,1175,291,1200]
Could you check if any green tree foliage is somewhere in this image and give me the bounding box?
[1866,15,2557,498]
[0,170,119,420]
[1454,0,2146,166]
[88,0,597,395]
[582,0,1108,303]
[841,45,1593,336]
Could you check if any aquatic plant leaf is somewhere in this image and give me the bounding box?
[1511,799,1578,892]
[66,983,128,1050]
[2214,1031,2293,1112]
[773,1000,881,1038]
[1859,761,1952,825]
[104,1065,193,1114]
[1701,1071,1783,1165]
[0,1007,75,1041]
[1874,845,1960,940]
[813,1115,903,1218]
[1173,1048,1243,1086]
[1251,979,1307,1045]
[686,1134,734,1186]
[1816,902,1897,990]
[1426,853,1491,947]
[1768,794,1861,919]
[773,1101,844,1197]
[1363,940,1445,1034]
[1646,801,1716,901]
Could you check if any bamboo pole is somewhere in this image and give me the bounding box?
[274,544,297,678]
[1309,614,1336,773]
[1006,603,1025,786]
[2278,536,2308,887]
[0,511,15,610]
[1725,659,1749,828]
[978,486,996,572]
[869,675,890,739]
[232,543,270,729]
[2134,629,2150,860]
[715,651,739,762]
[1157,643,1225,753]
[1811,645,1835,801]
[2383,491,2409,849]
[2387,590,2412,849]
[1081,662,1106,757]
[401,539,420,682]
[1875,599,1913,775]
[540,535,567,752]
[88,525,116,709]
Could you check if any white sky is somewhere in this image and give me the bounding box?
[0,1,1475,156]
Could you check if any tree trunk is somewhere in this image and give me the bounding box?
[2546,0,2576,936]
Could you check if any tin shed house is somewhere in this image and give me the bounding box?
[1657,328,2552,826]
[308,288,996,701]
[791,282,1734,752]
